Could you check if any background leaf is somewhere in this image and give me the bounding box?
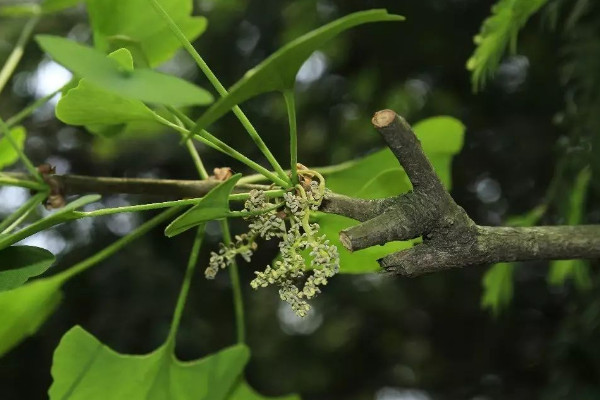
[165,175,242,237]
[481,262,515,317]
[227,381,301,400]
[0,276,63,357]
[49,326,249,400]
[0,126,26,170]
[467,0,549,90]
[191,10,404,133]
[35,35,213,107]
[0,246,55,291]
[87,0,207,67]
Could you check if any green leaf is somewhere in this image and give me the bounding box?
[227,381,301,400]
[467,0,549,91]
[481,262,515,317]
[87,0,207,67]
[316,117,464,273]
[42,0,81,14]
[165,175,242,237]
[0,275,63,356]
[56,80,157,127]
[0,246,55,291]
[0,4,40,16]
[191,10,404,133]
[547,167,592,289]
[35,35,214,107]
[49,326,249,400]
[0,126,26,170]
[324,116,465,197]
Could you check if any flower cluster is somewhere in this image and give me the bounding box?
[204,170,339,317]
[204,233,257,279]
[248,174,339,317]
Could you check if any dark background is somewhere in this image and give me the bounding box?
[1,0,599,399]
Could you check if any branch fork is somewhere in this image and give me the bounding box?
[324,110,600,277]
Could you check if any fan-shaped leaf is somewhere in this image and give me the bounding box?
[190,10,404,134]
[49,326,249,400]
[0,126,26,170]
[35,35,213,107]
[87,0,207,67]
[0,246,55,291]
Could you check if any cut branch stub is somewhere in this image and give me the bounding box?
[334,110,600,277]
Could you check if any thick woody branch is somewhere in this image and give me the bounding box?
[327,110,600,277]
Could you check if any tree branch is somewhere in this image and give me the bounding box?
[323,109,600,277]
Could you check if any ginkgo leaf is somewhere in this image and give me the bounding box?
[319,116,465,273]
[35,35,213,107]
[165,174,242,237]
[189,10,404,135]
[0,126,26,170]
[481,262,515,317]
[0,246,55,291]
[0,275,63,356]
[49,326,249,400]
[87,0,207,67]
[227,381,301,400]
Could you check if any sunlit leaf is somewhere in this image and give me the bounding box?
[227,381,301,400]
[0,275,63,356]
[87,0,207,67]
[467,0,549,91]
[35,35,213,107]
[49,326,249,400]
[318,116,464,273]
[56,49,156,129]
[0,126,26,170]
[191,10,404,133]
[165,175,241,237]
[0,246,55,291]
[0,3,40,16]
[481,262,514,317]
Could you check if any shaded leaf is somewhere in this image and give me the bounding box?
[547,167,592,289]
[0,246,55,291]
[49,326,249,400]
[42,0,81,14]
[467,0,549,91]
[35,35,213,107]
[165,175,241,237]
[0,126,26,170]
[481,262,515,317]
[192,10,404,133]
[228,381,301,400]
[87,0,207,67]
[0,275,63,356]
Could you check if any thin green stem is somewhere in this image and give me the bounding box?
[0,174,47,191]
[147,0,290,186]
[0,117,43,182]
[166,226,204,345]
[55,207,182,282]
[220,219,246,344]
[0,16,40,96]
[0,191,47,233]
[283,90,298,185]
[154,113,289,187]
[5,86,65,128]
